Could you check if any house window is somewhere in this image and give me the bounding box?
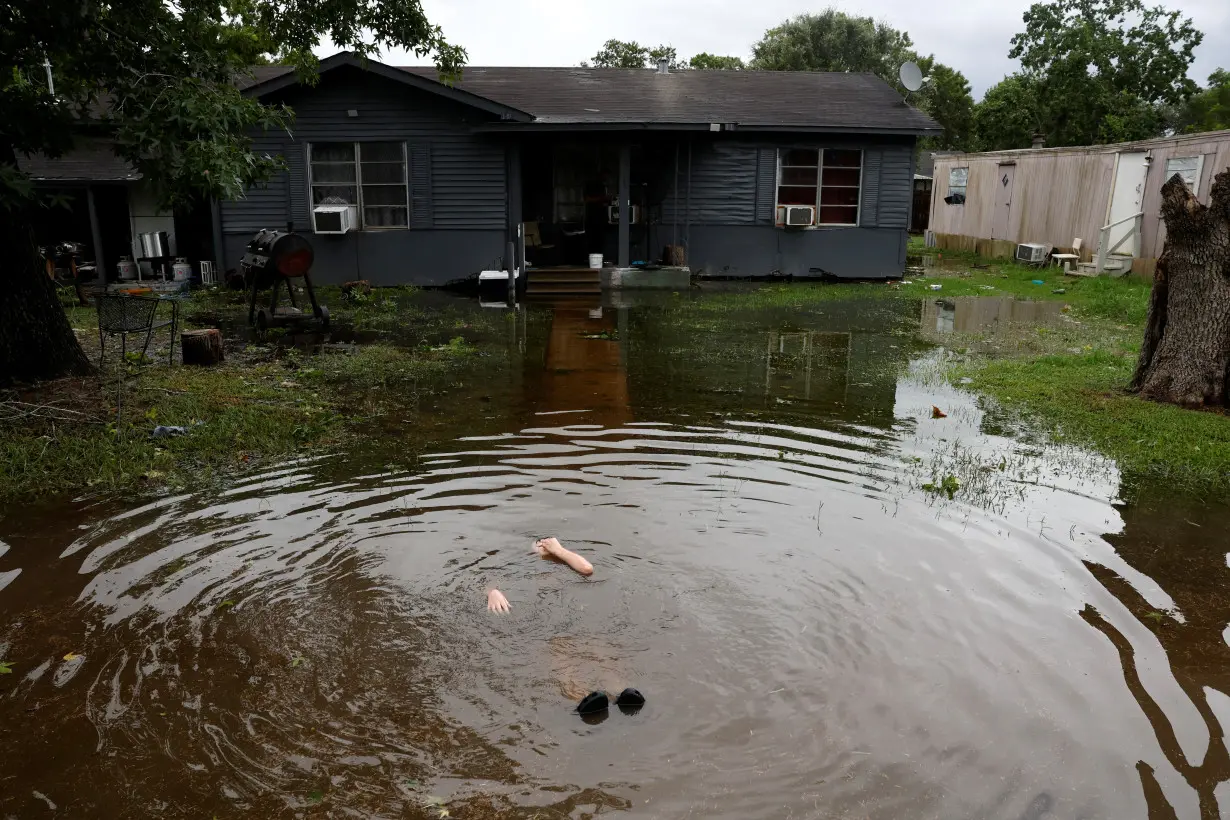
[309,141,409,229]
[775,148,862,226]
[946,167,968,205]
[1164,156,1204,195]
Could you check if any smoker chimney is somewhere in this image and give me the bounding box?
[656,57,670,74]
[1031,131,1045,149]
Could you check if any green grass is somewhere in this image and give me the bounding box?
[956,351,1230,498]
[1,287,502,503]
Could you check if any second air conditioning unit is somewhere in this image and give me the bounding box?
[312,205,353,234]
[607,205,642,224]
[1015,242,1048,264]
[784,205,815,227]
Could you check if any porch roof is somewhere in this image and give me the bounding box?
[17,138,140,182]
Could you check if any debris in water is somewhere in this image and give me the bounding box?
[932,406,948,419]
[62,653,81,662]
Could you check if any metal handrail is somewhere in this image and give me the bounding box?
[1099,210,1144,231]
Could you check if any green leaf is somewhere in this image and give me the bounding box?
[218,599,236,609]
[0,661,13,674]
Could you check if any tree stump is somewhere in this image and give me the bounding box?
[663,245,686,266]
[342,279,372,299]
[181,328,225,366]
[1131,169,1230,408]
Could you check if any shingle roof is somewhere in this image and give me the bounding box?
[241,59,938,134]
[403,67,937,132]
[18,137,140,181]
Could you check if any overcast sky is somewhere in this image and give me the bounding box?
[361,0,1229,100]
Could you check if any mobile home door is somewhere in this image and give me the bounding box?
[1106,152,1149,257]
[991,164,1015,241]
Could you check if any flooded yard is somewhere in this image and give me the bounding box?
[2,290,1229,818]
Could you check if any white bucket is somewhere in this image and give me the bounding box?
[588,253,603,270]
[172,258,193,282]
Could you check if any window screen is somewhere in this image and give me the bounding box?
[776,148,863,226]
[946,167,968,204]
[309,142,409,229]
[1164,156,1203,195]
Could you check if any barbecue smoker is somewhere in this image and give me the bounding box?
[239,229,329,330]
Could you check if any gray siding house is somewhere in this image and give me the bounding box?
[222,53,938,284]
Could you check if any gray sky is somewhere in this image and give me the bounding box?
[364,0,1229,99]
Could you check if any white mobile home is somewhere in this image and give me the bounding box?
[929,130,1230,275]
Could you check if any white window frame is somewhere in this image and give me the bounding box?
[1164,155,1204,196]
[774,148,863,228]
[947,167,969,202]
[308,141,410,231]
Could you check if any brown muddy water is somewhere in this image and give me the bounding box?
[2,292,1229,819]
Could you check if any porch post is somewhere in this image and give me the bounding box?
[86,185,105,284]
[618,144,631,268]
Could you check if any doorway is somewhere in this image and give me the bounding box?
[991,164,1015,241]
[1106,152,1148,257]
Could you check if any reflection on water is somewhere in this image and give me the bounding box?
[922,296,1064,335]
[1,291,1228,818]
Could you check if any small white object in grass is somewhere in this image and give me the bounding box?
[930,284,943,291]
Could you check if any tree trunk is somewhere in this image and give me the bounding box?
[0,209,93,386]
[181,328,225,365]
[1130,170,1230,408]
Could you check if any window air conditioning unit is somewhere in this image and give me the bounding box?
[312,205,353,234]
[784,205,815,227]
[1015,242,1048,264]
[607,205,642,224]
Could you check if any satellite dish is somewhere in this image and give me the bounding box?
[899,61,924,93]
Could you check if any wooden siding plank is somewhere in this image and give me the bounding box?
[221,134,289,234]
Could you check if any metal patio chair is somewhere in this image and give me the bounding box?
[95,293,178,370]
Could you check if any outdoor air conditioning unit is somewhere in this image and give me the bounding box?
[312,205,353,234]
[784,205,815,227]
[607,205,642,224]
[1015,242,1048,264]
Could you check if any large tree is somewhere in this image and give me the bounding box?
[1175,69,1230,134]
[586,40,682,69]
[914,59,976,152]
[1130,171,1230,409]
[1,0,463,385]
[750,10,974,152]
[1009,0,1202,147]
[973,74,1043,151]
[689,53,745,71]
[749,9,914,79]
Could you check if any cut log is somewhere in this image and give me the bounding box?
[1130,169,1230,408]
[181,328,225,366]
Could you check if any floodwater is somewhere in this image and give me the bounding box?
[2,290,1229,819]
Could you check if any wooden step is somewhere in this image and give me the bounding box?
[526,282,601,295]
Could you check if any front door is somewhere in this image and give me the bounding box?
[991,164,1015,240]
[1106,151,1149,257]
